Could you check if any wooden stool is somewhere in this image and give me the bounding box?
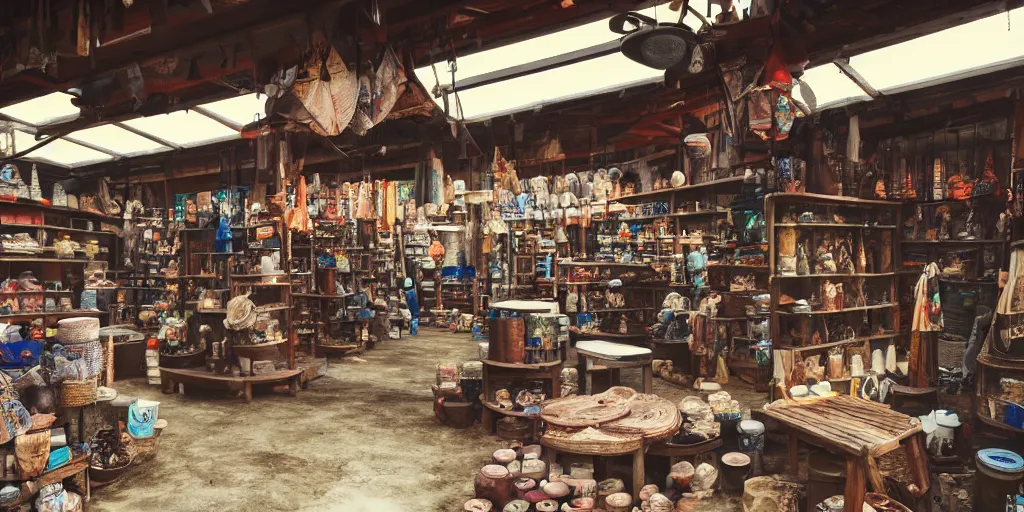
[575,340,653,395]
[890,384,939,416]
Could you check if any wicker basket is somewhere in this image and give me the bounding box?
[131,428,163,464]
[64,340,103,378]
[56,317,100,344]
[60,378,97,408]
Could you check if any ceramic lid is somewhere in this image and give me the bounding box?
[737,419,765,435]
[977,448,1024,473]
[721,452,751,467]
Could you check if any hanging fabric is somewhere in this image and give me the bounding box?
[909,262,942,387]
[287,176,313,233]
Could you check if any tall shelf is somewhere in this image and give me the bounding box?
[0,200,122,328]
[765,193,904,393]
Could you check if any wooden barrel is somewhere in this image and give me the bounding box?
[489,317,525,364]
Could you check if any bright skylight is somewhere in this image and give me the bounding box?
[121,109,240,148]
[0,92,80,126]
[792,63,871,112]
[851,7,1024,94]
[195,93,268,129]
[447,52,663,120]
[64,124,172,157]
[417,1,721,87]
[14,130,114,167]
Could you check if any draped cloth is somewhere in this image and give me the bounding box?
[909,262,942,387]
[287,176,313,233]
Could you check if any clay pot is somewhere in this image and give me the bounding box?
[493,449,517,464]
[605,492,633,512]
[535,500,559,512]
[513,478,536,499]
[669,461,695,488]
[639,484,660,501]
[521,459,546,480]
[464,498,493,511]
[475,465,512,508]
[502,500,530,512]
[598,479,626,508]
[521,444,542,459]
[543,480,570,499]
[524,490,549,503]
[649,493,673,512]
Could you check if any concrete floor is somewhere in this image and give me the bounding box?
[92,330,767,512]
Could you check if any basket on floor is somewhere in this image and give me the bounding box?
[60,378,97,408]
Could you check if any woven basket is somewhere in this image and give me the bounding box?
[60,378,97,408]
[56,317,99,344]
[64,340,103,378]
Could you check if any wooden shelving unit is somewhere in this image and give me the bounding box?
[765,193,904,392]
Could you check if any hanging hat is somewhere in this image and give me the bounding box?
[608,167,623,182]
[607,279,623,288]
[684,133,712,159]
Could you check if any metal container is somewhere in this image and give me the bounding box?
[974,448,1024,512]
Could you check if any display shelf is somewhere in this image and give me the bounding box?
[0,290,73,294]
[482,359,562,370]
[764,192,899,207]
[778,333,900,353]
[587,307,655,313]
[772,272,900,279]
[708,264,770,270]
[774,223,898,229]
[0,223,118,235]
[902,239,1006,245]
[0,257,91,263]
[0,199,122,221]
[560,261,651,268]
[159,367,302,402]
[0,310,106,321]
[776,303,895,316]
[594,210,727,222]
[612,174,746,202]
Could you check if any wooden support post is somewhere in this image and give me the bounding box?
[243,382,253,402]
[864,453,885,492]
[788,433,800,476]
[632,446,645,500]
[845,457,866,512]
[905,434,931,497]
[642,364,653,394]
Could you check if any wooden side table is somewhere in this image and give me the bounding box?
[480,359,562,437]
[762,394,929,512]
[575,339,653,395]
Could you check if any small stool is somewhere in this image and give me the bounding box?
[575,340,653,395]
[890,384,939,416]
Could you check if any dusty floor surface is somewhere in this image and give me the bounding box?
[92,330,768,512]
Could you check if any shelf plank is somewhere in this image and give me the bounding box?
[613,175,745,202]
[772,272,900,279]
[0,223,118,235]
[766,192,901,207]
[774,223,897,229]
[0,257,91,263]
[902,239,1006,245]
[482,359,562,370]
[776,304,895,316]
[0,310,106,321]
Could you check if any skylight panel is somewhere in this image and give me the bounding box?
[120,109,240,148]
[0,92,81,127]
[849,7,1024,94]
[14,130,114,168]
[195,93,269,129]
[450,52,663,121]
[792,64,871,112]
[65,124,172,157]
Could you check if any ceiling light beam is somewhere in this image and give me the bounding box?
[60,137,128,159]
[191,105,245,131]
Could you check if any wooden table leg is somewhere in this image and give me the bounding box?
[788,432,800,476]
[481,408,495,433]
[289,376,299,396]
[583,358,594,396]
[642,363,653,394]
[243,382,253,402]
[845,457,866,512]
[632,446,645,500]
[905,433,931,497]
[551,363,561,398]
[577,357,590,395]
[544,447,557,473]
[864,453,885,493]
